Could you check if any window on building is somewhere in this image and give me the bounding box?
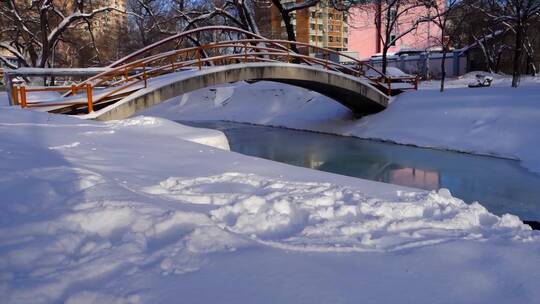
[329,36,334,42]
[318,24,323,30]
[310,24,315,30]
[390,34,397,46]
[344,38,348,44]
[311,12,316,18]
[310,35,316,42]
[329,25,333,31]
[318,36,323,42]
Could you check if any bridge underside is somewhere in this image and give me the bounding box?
[267,78,386,114]
[91,63,389,121]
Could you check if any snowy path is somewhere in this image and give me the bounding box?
[1,107,539,303]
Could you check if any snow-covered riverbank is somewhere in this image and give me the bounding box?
[1,106,539,303]
[140,74,540,174]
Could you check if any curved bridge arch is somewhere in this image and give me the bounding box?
[91,63,389,121]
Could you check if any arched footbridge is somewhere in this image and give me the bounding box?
[11,26,419,120]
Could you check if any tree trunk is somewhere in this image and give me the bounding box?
[271,0,299,53]
[440,49,447,92]
[382,47,388,75]
[511,25,523,88]
[237,0,260,35]
[495,49,502,73]
[375,1,382,54]
[439,25,447,92]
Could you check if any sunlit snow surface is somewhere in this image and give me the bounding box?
[1,82,540,303]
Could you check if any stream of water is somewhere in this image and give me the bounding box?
[180,120,540,224]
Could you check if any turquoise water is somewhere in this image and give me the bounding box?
[179,120,540,223]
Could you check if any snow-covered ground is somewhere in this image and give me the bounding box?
[1,103,539,302]
[2,73,540,303]
[140,73,540,174]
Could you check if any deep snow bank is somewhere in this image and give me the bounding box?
[140,78,540,173]
[1,108,539,303]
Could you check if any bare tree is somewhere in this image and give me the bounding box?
[474,0,540,87]
[429,0,460,92]
[0,0,125,68]
[127,0,179,47]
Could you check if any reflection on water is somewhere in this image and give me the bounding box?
[389,168,440,190]
[179,120,540,221]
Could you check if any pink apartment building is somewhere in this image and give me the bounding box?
[347,2,443,60]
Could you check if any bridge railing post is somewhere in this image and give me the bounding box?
[20,86,27,108]
[143,65,148,88]
[124,68,129,83]
[243,41,248,63]
[324,51,329,69]
[12,85,19,106]
[170,56,176,72]
[196,48,202,70]
[86,83,94,113]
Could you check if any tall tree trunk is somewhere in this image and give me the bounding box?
[375,0,382,54]
[439,26,447,92]
[495,49,502,73]
[382,46,389,75]
[271,0,299,53]
[440,49,447,92]
[511,25,523,88]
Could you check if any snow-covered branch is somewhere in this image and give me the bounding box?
[47,7,120,46]
[0,42,28,67]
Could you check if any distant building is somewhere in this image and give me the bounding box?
[89,0,128,39]
[348,2,443,59]
[256,0,349,55]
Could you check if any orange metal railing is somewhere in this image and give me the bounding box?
[17,84,95,113]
